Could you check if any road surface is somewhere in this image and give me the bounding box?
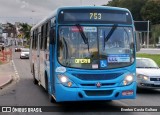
[0,49,160,115]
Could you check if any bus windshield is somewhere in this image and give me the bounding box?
[58,26,134,69]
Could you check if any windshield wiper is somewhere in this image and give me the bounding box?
[76,24,89,51]
[103,24,118,49]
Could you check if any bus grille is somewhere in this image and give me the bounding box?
[81,83,115,87]
[72,73,123,80]
[84,90,113,96]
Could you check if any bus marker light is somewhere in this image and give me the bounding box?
[122,90,133,96]
[68,82,72,87]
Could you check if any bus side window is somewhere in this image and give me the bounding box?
[32,31,34,49]
[40,25,44,50]
[50,27,55,44]
[35,29,38,49]
[33,31,36,49]
[50,17,56,44]
[42,24,46,50]
[46,22,50,50]
[44,23,49,50]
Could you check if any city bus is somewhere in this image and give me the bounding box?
[30,6,140,102]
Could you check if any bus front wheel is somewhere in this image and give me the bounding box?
[49,94,55,103]
[45,72,55,103]
[33,64,38,85]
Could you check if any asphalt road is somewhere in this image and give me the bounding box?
[0,49,160,115]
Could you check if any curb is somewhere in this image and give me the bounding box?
[0,60,16,89]
[0,75,13,89]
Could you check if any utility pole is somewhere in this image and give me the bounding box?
[147,20,150,48]
[80,0,82,5]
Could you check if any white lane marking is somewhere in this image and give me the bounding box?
[11,60,20,81]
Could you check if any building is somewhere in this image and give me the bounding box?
[0,23,5,47]
[2,23,17,38]
[0,23,2,40]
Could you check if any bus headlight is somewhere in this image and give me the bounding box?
[122,74,134,86]
[58,75,77,87]
[60,76,67,83]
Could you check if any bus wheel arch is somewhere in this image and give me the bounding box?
[45,71,48,93]
[45,71,55,103]
[32,64,38,85]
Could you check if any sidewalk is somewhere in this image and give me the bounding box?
[0,61,14,88]
[0,47,13,88]
[0,47,12,63]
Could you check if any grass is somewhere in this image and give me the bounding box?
[24,45,30,48]
[136,53,160,66]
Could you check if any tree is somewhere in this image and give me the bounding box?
[106,0,148,21]
[141,0,160,25]
[106,0,121,7]
[19,23,32,41]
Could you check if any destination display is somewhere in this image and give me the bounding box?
[58,9,132,24]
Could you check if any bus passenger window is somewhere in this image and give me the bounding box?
[40,26,44,50]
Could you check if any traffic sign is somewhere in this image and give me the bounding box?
[17,34,23,38]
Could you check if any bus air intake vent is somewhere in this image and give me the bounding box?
[72,73,123,80]
[81,83,115,87]
[84,90,113,96]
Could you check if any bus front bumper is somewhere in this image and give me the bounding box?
[55,82,137,102]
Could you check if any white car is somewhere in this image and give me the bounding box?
[20,48,29,59]
[136,57,160,89]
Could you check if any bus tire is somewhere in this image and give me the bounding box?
[45,72,48,93]
[45,72,55,103]
[33,65,38,85]
[49,94,55,103]
[106,100,112,102]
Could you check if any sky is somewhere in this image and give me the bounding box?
[0,0,111,24]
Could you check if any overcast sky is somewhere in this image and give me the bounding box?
[0,0,110,24]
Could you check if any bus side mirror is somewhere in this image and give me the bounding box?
[50,28,55,44]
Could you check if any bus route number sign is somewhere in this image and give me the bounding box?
[90,13,102,20]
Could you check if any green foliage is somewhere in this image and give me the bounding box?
[141,0,160,25]
[19,23,32,40]
[106,0,160,45]
[152,25,160,44]
[107,0,121,7]
[136,53,160,66]
[107,0,160,24]
[107,0,148,21]
[24,45,30,48]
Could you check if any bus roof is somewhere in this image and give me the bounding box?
[31,6,131,31]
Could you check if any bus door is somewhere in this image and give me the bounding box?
[50,26,56,94]
[36,33,41,83]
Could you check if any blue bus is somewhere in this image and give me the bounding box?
[30,6,140,102]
